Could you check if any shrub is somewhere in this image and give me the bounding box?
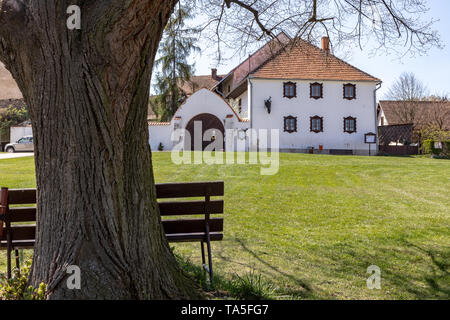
[158,142,164,151]
[174,251,275,299]
[420,126,450,142]
[422,140,434,154]
[422,139,443,155]
[0,259,46,300]
[443,141,450,156]
[227,270,275,300]
[0,105,30,142]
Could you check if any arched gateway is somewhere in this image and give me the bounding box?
[148,89,248,152]
[185,113,225,151]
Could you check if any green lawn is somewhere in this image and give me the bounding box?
[0,153,449,299]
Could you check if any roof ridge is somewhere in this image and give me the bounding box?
[213,31,291,89]
[307,40,380,82]
[251,38,380,82]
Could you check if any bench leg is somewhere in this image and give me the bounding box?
[206,238,213,280]
[201,241,206,266]
[15,249,20,276]
[6,245,11,279]
[6,229,12,279]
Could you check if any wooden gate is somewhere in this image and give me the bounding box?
[379,145,418,155]
[185,113,225,151]
[378,124,418,155]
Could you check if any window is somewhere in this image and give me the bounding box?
[310,83,323,99]
[343,84,356,100]
[238,99,242,113]
[344,116,357,133]
[284,116,297,133]
[283,82,296,99]
[310,116,323,133]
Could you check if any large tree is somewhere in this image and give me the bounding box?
[0,0,440,299]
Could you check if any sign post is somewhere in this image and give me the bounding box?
[364,132,377,156]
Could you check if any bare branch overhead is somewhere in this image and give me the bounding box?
[192,0,441,61]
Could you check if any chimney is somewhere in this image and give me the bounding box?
[211,68,221,81]
[321,37,330,54]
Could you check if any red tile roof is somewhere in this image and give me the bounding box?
[378,100,450,129]
[252,39,380,82]
[229,32,291,88]
[0,63,22,99]
[178,75,224,96]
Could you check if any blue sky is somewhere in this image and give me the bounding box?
[189,1,450,100]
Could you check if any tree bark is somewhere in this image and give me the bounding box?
[0,0,199,299]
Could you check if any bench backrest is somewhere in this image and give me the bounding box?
[0,181,224,243]
[157,182,224,236]
[0,188,37,242]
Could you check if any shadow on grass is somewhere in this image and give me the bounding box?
[400,240,449,298]
[305,239,450,299]
[208,238,319,299]
[175,252,277,300]
[212,236,450,299]
[234,239,316,299]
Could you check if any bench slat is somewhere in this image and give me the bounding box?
[156,181,224,198]
[6,207,36,222]
[159,200,223,216]
[0,219,224,241]
[7,189,36,205]
[162,218,223,234]
[0,225,35,241]
[3,201,222,221]
[166,232,223,242]
[7,183,224,202]
[0,239,35,249]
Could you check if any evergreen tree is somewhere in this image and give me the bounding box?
[153,4,199,121]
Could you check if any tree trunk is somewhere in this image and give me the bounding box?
[0,0,199,299]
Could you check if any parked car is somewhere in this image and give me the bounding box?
[4,136,34,153]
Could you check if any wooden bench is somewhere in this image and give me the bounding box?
[0,181,224,279]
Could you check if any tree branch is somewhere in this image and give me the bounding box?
[224,0,273,39]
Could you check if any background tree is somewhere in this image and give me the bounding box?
[152,3,200,122]
[387,72,429,124]
[0,0,441,299]
[427,95,450,131]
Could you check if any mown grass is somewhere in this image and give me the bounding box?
[0,153,449,299]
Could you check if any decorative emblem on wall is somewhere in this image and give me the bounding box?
[264,97,272,114]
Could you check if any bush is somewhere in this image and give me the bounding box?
[0,259,46,300]
[422,140,434,154]
[158,142,164,151]
[422,139,443,155]
[443,141,450,156]
[227,270,275,300]
[0,105,30,142]
[174,251,275,300]
[420,126,450,142]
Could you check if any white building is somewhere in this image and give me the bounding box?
[149,35,381,155]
